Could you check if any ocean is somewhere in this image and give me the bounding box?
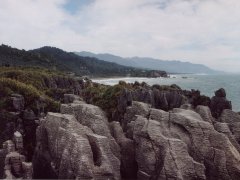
[93,74,240,112]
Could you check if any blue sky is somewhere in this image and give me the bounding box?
[63,0,93,14]
[1,0,240,72]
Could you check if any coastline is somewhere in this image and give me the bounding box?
[91,74,240,112]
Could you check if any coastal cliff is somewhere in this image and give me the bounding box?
[32,98,240,179]
[0,68,239,180]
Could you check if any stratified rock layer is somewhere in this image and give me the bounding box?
[123,101,240,180]
[32,99,240,180]
[33,112,120,179]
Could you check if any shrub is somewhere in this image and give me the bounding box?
[0,77,59,112]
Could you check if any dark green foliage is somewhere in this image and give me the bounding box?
[0,66,65,90]
[0,110,16,147]
[0,44,167,78]
[152,84,182,91]
[0,77,60,112]
[83,82,131,119]
[0,66,84,113]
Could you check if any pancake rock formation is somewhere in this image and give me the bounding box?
[31,96,240,179]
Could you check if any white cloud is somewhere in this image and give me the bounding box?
[1,0,240,72]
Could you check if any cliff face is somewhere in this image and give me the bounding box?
[33,101,121,179]
[32,97,240,180]
[1,68,237,179]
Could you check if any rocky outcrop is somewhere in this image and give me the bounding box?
[63,94,81,104]
[0,132,33,179]
[217,109,240,149]
[152,89,186,111]
[44,76,83,95]
[195,105,215,124]
[8,94,25,111]
[132,88,154,105]
[60,101,120,159]
[33,112,120,179]
[110,122,138,179]
[116,86,232,120]
[122,102,240,180]
[0,149,6,178]
[210,88,232,118]
[5,88,237,179]
[0,94,40,162]
[122,101,151,132]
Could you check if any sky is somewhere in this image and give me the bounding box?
[1,0,240,72]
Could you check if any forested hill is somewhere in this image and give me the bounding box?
[76,51,221,74]
[0,45,167,78]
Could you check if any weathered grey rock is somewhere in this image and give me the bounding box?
[13,131,23,153]
[0,149,7,179]
[131,105,240,180]
[132,88,154,105]
[229,122,240,144]
[117,88,133,114]
[215,88,226,97]
[33,112,120,179]
[133,116,206,180]
[60,102,120,159]
[123,101,151,132]
[218,109,240,147]
[210,88,232,118]
[110,122,137,179]
[180,103,193,110]
[153,89,186,111]
[63,94,81,104]
[60,102,110,137]
[219,109,240,124]
[9,94,24,111]
[214,122,240,152]
[195,105,215,124]
[22,162,33,179]
[23,109,36,121]
[3,139,29,179]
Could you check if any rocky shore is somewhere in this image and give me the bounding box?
[0,78,239,179]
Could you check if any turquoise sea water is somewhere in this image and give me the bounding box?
[93,74,240,111]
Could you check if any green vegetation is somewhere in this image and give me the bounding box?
[152,84,182,91]
[0,66,83,113]
[0,44,167,78]
[82,81,184,120]
[0,66,65,90]
[0,77,59,112]
[83,82,132,119]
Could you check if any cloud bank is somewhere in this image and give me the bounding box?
[1,0,240,72]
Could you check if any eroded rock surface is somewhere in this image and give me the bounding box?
[33,112,120,179]
[210,88,232,118]
[60,101,120,159]
[122,102,240,180]
[29,98,240,180]
[110,121,137,179]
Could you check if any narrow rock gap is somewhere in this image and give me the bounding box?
[88,138,101,167]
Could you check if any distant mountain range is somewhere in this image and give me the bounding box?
[76,51,220,74]
[0,45,167,78]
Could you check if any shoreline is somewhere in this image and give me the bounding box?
[91,74,240,112]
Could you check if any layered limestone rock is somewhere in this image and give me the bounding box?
[29,99,240,179]
[215,109,240,151]
[2,134,32,179]
[210,88,232,118]
[109,121,138,178]
[63,94,81,104]
[9,94,25,111]
[122,102,240,180]
[152,89,186,111]
[33,112,120,179]
[60,101,120,159]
